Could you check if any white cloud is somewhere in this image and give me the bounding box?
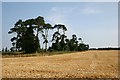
[47,14,65,24]
[81,7,102,14]
[45,7,67,25]
[46,6,102,25]
[45,7,78,28]
[48,6,103,18]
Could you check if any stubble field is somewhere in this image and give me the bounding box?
[2,50,119,78]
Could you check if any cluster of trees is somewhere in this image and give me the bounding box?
[2,47,9,53]
[8,16,89,53]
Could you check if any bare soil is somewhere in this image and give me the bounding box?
[2,50,119,78]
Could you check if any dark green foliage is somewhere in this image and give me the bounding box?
[22,27,37,53]
[8,16,44,53]
[59,34,67,51]
[10,47,15,52]
[51,31,61,51]
[51,24,68,51]
[8,19,27,51]
[2,48,4,52]
[34,36,40,52]
[64,39,70,51]
[34,16,45,37]
[78,43,89,51]
[8,16,89,54]
[5,47,8,52]
[69,34,78,51]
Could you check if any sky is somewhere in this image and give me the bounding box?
[1,2,118,50]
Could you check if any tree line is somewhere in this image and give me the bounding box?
[7,16,89,53]
[89,47,120,50]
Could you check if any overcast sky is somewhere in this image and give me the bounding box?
[2,2,118,49]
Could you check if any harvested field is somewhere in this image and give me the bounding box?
[2,50,119,78]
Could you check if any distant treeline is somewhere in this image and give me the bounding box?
[89,47,120,50]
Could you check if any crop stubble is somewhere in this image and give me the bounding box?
[2,50,119,78]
